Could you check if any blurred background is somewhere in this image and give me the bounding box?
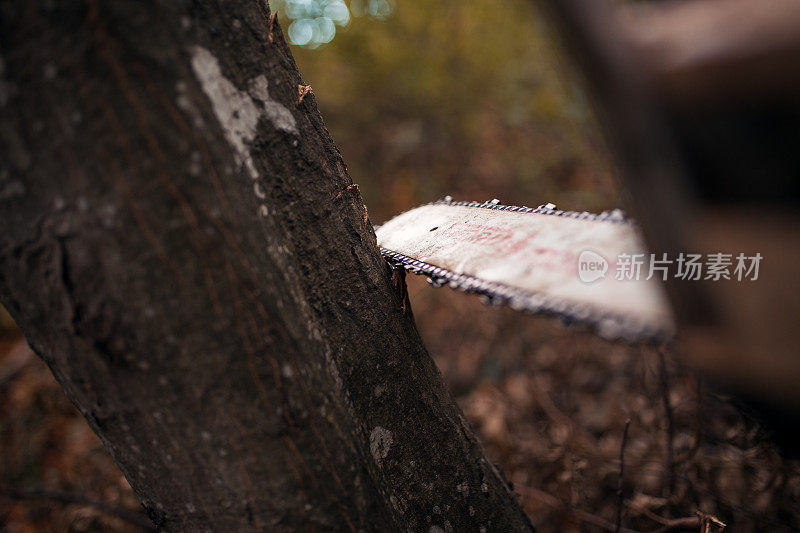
[2,0,800,531]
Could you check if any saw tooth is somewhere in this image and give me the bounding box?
[426,276,445,288]
[598,317,624,340]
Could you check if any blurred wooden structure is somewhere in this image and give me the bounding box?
[544,0,800,418]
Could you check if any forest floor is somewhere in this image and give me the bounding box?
[1,279,799,532]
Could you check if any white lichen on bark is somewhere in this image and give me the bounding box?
[369,426,393,466]
[189,46,297,181]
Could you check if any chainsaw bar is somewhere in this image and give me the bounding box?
[375,197,674,344]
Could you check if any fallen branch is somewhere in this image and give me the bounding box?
[616,418,631,533]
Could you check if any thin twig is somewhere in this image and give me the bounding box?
[657,346,676,498]
[0,484,154,530]
[616,418,631,533]
[697,511,726,533]
[675,376,702,465]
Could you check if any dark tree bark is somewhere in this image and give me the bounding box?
[0,1,533,531]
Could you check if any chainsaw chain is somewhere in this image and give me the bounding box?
[429,196,630,224]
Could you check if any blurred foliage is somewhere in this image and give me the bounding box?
[276,0,393,47]
[272,0,619,222]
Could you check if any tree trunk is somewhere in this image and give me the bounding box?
[0,0,533,531]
